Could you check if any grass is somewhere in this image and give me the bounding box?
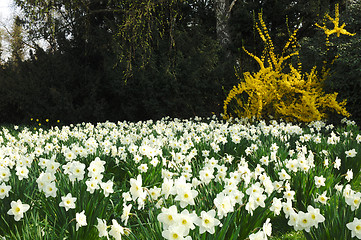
[271,230,306,240]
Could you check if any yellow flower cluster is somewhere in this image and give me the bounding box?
[223,6,352,123]
[315,4,356,38]
[315,4,356,51]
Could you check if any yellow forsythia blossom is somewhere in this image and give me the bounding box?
[223,7,352,123]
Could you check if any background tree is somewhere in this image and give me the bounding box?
[9,16,25,61]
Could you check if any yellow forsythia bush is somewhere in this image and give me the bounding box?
[223,5,353,123]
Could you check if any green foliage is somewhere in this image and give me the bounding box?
[326,36,361,126]
[0,0,239,125]
[0,5,237,124]
[115,0,181,79]
[271,230,306,240]
[9,16,25,61]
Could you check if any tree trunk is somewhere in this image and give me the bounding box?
[215,0,233,57]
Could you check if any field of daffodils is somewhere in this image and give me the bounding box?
[0,116,361,240]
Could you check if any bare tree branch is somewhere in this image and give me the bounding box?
[228,0,238,13]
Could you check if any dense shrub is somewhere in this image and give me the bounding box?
[223,6,353,123]
[0,27,236,125]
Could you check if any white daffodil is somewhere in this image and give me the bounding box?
[314,176,326,188]
[174,187,198,208]
[36,172,56,192]
[307,205,325,227]
[346,169,354,182]
[138,163,148,173]
[249,230,266,240]
[214,192,234,219]
[316,191,328,205]
[263,218,272,237]
[282,199,295,219]
[7,199,30,221]
[69,161,86,182]
[109,219,124,240]
[75,210,87,231]
[246,182,264,196]
[296,211,312,232]
[157,205,179,229]
[15,166,29,180]
[347,218,361,239]
[121,204,132,226]
[45,159,60,174]
[85,179,100,194]
[334,157,341,170]
[59,193,76,211]
[278,169,291,181]
[130,175,143,201]
[43,181,57,198]
[199,168,214,185]
[148,186,162,201]
[345,191,361,211]
[100,180,114,197]
[96,218,108,238]
[345,149,357,158]
[0,167,11,182]
[177,209,198,235]
[229,189,244,205]
[87,157,106,178]
[195,209,220,234]
[161,178,174,200]
[0,182,11,199]
[162,225,190,240]
[270,198,282,216]
[246,197,257,216]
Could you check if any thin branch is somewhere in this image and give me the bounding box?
[228,0,238,13]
